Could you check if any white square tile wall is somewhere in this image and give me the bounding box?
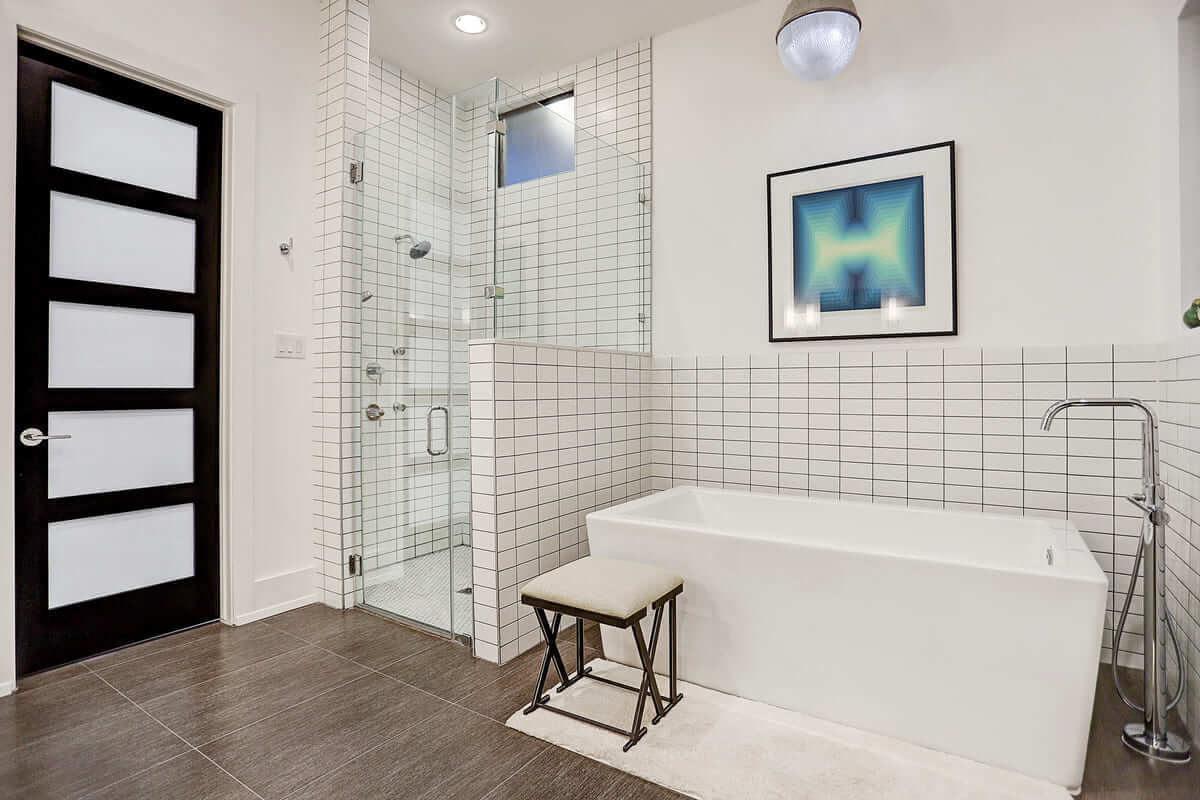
[1157,337,1200,732]
[468,340,651,663]
[313,0,372,608]
[650,342,1200,733]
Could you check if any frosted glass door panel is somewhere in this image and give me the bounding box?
[50,192,196,292]
[48,504,194,608]
[51,83,198,198]
[49,302,193,388]
[47,409,193,498]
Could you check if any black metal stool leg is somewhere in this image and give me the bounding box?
[576,617,585,678]
[626,609,669,748]
[534,608,572,688]
[638,606,668,722]
[625,622,651,752]
[523,613,558,714]
[669,596,682,704]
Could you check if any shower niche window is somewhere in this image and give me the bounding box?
[352,78,647,648]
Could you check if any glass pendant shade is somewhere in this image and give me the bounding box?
[777,0,861,81]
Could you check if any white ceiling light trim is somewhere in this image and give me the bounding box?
[454,13,488,34]
[776,0,861,81]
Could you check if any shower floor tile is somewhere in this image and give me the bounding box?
[362,544,473,637]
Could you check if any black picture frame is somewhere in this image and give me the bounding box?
[766,141,957,343]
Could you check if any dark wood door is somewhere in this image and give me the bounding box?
[14,42,222,676]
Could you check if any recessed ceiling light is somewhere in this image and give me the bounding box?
[454,14,487,34]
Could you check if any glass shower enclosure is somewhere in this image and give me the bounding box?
[352,78,648,644]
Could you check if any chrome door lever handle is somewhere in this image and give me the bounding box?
[19,427,72,447]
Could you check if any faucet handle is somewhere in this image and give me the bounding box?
[1126,493,1150,514]
[1126,493,1170,527]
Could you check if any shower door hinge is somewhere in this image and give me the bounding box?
[348,553,362,576]
[638,311,647,324]
[638,191,647,204]
[484,285,505,300]
[349,160,364,184]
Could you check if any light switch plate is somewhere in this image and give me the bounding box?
[274,333,306,359]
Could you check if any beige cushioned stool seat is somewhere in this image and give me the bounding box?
[521,556,683,623]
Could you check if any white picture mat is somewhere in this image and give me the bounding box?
[769,145,954,340]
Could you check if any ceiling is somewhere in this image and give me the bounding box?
[370,0,759,94]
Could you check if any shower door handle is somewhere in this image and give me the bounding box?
[426,405,449,456]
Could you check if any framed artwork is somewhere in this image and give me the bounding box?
[767,141,957,342]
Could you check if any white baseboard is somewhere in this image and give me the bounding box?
[235,594,315,625]
[0,679,12,697]
[231,566,315,626]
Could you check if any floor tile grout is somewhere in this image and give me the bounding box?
[82,620,287,673]
[247,614,571,799]
[477,745,555,800]
[274,702,459,800]
[86,639,325,713]
[7,609,602,800]
[83,670,268,800]
[187,671,381,749]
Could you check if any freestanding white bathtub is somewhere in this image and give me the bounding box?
[587,487,1106,793]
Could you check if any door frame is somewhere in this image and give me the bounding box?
[0,19,262,691]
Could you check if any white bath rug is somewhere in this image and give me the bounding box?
[507,659,1071,800]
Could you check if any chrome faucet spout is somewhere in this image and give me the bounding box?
[1038,397,1157,435]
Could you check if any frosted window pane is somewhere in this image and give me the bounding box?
[48,302,193,388]
[47,408,193,498]
[50,192,195,292]
[51,82,198,198]
[500,94,575,187]
[48,504,194,608]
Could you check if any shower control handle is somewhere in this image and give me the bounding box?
[426,405,449,456]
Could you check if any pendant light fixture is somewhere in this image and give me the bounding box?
[776,0,862,81]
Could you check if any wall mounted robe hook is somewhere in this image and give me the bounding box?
[279,237,293,255]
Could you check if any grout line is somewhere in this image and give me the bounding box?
[477,744,556,800]
[269,635,598,800]
[83,671,268,800]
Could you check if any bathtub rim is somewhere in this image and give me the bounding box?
[588,487,1107,588]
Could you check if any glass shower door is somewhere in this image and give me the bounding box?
[355,93,475,642]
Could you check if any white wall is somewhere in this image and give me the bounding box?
[653,0,1179,356]
[0,0,318,692]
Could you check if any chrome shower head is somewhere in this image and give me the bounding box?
[394,232,432,260]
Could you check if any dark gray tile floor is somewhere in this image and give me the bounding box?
[0,605,1194,799]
